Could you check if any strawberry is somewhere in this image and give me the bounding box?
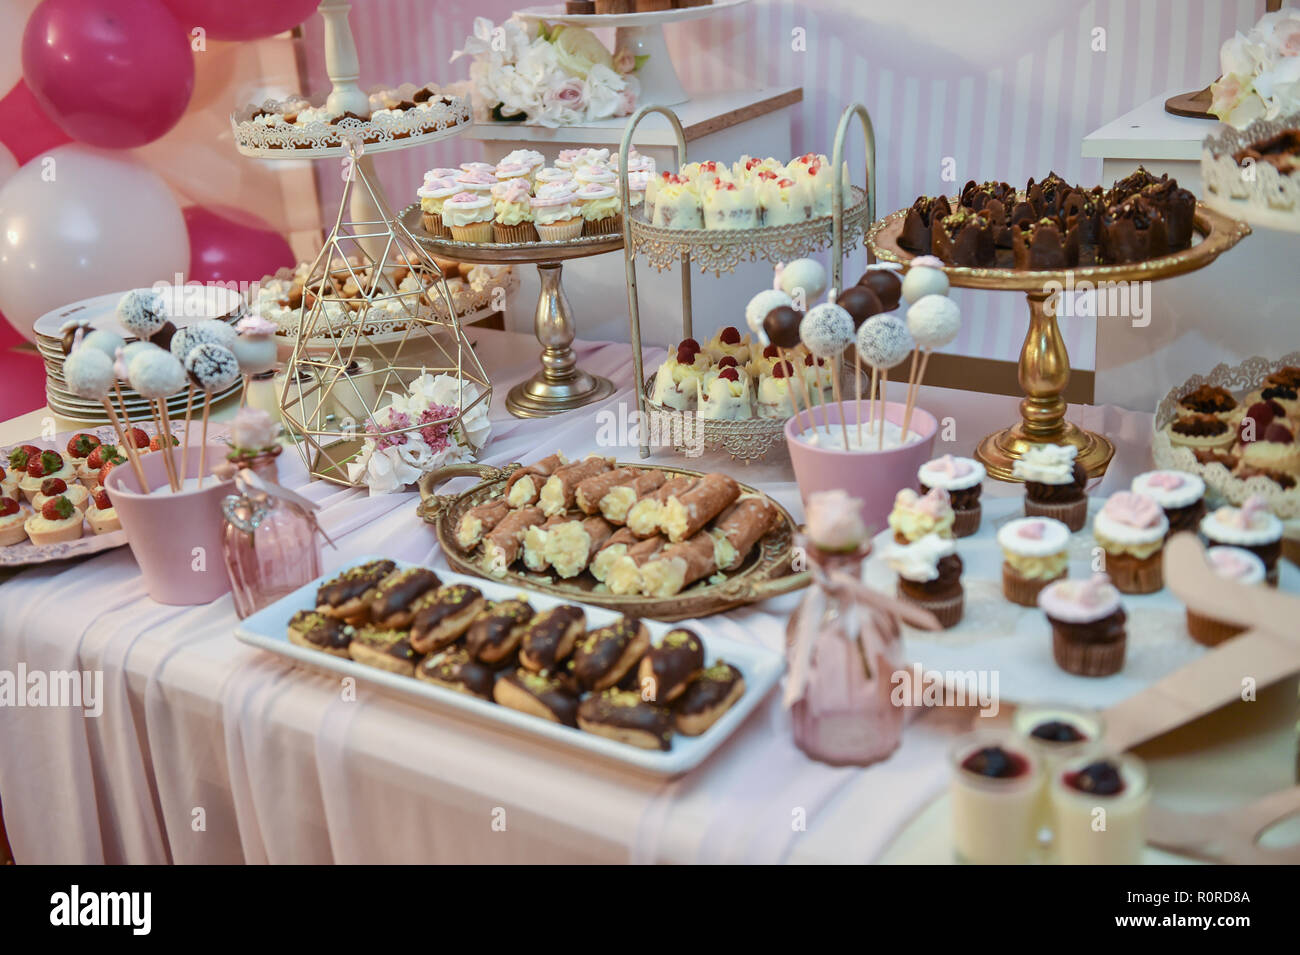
[40,478,68,497]
[27,450,63,478]
[0,498,18,517]
[92,487,112,511]
[40,496,75,521]
[98,462,118,487]
[127,427,150,449]
[8,444,40,471]
[0,465,5,482]
[149,432,179,452]
[86,444,124,470]
[66,433,102,458]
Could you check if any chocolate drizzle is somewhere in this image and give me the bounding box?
[520,605,585,671]
[675,661,742,717]
[638,627,705,703]
[418,647,494,698]
[370,567,441,619]
[465,599,534,661]
[578,690,673,750]
[571,616,644,690]
[316,559,397,608]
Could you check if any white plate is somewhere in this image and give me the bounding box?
[33,285,244,341]
[867,496,1300,709]
[235,556,785,777]
[517,0,749,28]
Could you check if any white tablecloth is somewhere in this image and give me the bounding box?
[0,330,1152,864]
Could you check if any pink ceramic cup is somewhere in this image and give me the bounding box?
[105,446,234,606]
[785,400,939,534]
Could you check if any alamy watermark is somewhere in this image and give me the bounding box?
[1044,276,1152,328]
[890,663,1000,717]
[595,402,705,457]
[0,664,103,717]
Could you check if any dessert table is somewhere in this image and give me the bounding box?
[0,328,1291,864]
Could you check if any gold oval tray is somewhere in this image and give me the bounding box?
[416,462,809,621]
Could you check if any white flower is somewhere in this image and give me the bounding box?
[451,17,498,63]
[584,64,627,121]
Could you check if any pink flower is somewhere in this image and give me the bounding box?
[615,86,637,116]
[417,404,457,455]
[545,79,587,112]
[805,489,867,552]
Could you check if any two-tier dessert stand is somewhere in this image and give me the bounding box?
[868,204,1251,481]
[619,101,876,459]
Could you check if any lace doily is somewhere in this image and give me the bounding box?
[641,376,788,461]
[1201,112,1300,233]
[1151,351,1300,520]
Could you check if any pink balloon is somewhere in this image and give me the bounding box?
[0,79,72,164]
[159,0,320,42]
[184,205,295,286]
[22,0,195,149]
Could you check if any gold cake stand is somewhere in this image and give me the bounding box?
[867,203,1251,481]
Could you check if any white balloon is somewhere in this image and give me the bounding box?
[0,146,190,342]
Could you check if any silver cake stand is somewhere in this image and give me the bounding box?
[401,204,622,417]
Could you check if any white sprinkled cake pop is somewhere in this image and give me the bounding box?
[81,328,126,361]
[231,314,279,375]
[116,288,168,339]
[856,314,913,370]
[128,348,186,398]
[64,347,116,399]
[745,288,793,346]
[901,261,949,304]
[799,297,854,358]
[907,294,962,349]
[185,343,241,392]
[188,318,239,351]
[779,258,827,304]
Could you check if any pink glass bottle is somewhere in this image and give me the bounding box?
[788,549,905,767]
[221,447,321,618]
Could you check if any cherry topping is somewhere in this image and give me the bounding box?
[762,344,779,359]
[1066,760,1125,796]
[1264,422,1294,444]
[0,497,18,517]
[1029,720,1086,743]
[40,478,68,496]
[675,343,698,365]
[772,360,793,379]
[40,496,75,521]
[718,367,740,382]
[719,326,742,345]
[961,746,1028,779]
[717,355,739,369]
[0,465,5,481]
[679,337,701,354]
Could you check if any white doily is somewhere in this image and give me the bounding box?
[1201,113,1300,232]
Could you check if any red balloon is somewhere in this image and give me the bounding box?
[184,206,295,286]
[159,0,320,42]
[0,80,73,165]
[22,0,195,149]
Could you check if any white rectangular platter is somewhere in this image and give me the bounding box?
[235,556,785,777]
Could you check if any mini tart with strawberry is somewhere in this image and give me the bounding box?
[24,494,84,545]
[704,325,752,365]
[122,427,151,454]
[19,450,75,502]
[0,496,28,546]
[79,444,127,488]
[66,432,102,463]
[0,465,20,502]
[148,432,179,453]
[85,486,120,535]
[33,477,89,514]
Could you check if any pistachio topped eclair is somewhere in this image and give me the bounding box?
[348,626,422,676]
[464,598,535,665]
[494,667,579,726]
[409,583,486,654]
[569,616,651,691]
[578,689,674,750]
[519,604,585,672]
[288,609,355,658]
[368,567,442,629]
[636,627,705,703]
[316,559,397,623]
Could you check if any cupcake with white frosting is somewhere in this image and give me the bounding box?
[1199,495,1284,586]
[442,192,494,243]
[1092,492,1169,594]
[998,517,1070,607]
[884,532,965,629]
[1186,546,1266,646]
[1130,469,1206,536]
[1039,574,1127,677]
[575,183,621,236]
[1013,443,1089,531]
[919,455,986,537]
[530,184,583,241]
[417,176,458,237]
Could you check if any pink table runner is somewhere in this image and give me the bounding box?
[0,330,1154,863]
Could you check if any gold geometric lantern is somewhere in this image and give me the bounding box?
[279,142,491,487]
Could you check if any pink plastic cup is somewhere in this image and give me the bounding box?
[784,400,939,534]
[104,446,234,605]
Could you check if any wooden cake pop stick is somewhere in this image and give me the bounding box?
[180,384,196,480]
[878,369,889,450]
[831,353,849,448]
[902,348,933,439]
[198,393,213,490]
[868,364,879,444]
[155,399,180,492]
[854,351,864,448]
[158,401,181,489]
[111,381,150,492]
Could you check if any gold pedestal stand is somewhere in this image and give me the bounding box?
[867,203,1250,481]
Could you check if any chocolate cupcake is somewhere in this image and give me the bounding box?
[1013,443,1089,532]
[1038,575,1127,677]
[1186,547,1267,646]
[1092,492,1169,594]
[884,533,965,629]
[1199,496,1284,586]
[918,454,986,537]
[1130,470,1206,536]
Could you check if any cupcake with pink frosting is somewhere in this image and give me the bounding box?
[1130,469,1206,535]
[887,486,955,544]
[530,183,583,241]
[1199,495,1283,586]
[1039,574,1127,677]
[918,454,986,536]
[1092,491,1169,594]
[453,168,497,198]
[1186,546,1267,646]
[442,192,494,243]
[491,178,537,243]
[417,176,459,237]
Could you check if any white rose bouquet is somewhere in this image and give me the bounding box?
[1210,8,1300,127]
[347,374,492,495]
[451,16,643,127]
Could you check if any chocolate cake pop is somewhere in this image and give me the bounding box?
[745,288,793,345]
[128,348,186,399]
[857,266,903,311]
[116,289,168,340]
[763,305,802,349]
[778,258,827,304]
[185,343,241,392]
[836,285,885,329]
[901,258,950,304]
[63,347,115,399]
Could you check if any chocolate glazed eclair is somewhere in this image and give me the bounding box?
[316,559,397,623]
[570,616,651,691]
[636,627,705,703]
[674,661,745,736]
[368,567,442,629]
[464,599,535,665]
[494,668,579,726]
[348,627,422,676]
[288,610,355,658]
[416,646,495,699]
[409,583,486,654]
[519,604,586,673]
[578,690,674,751]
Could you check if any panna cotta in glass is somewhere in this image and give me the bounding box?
[949,731,1043,864]
[1050,753,1150,865]
[1013,704,1105,851]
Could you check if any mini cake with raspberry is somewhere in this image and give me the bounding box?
[998,516,1070,607]
[24,494,84,545]
[747,342,781,379]
[1165,412,1235,452]
[888,486,955,544]
[0,496,28,546]
[32,477,89,514]
[1039,574,1127,677]
[18,449,75,502]
[1199,495,1284,586]
[650,339,709,411]
[1176,384,1238,422]
[1013,443,1089,531]
[697,366,752,420]
[1185,546,1267,647]
[1130,470,1206,535]
[1092,491,1169,594]
[1247,378,1299,418]
[705,325,752,365]
[918,455,986,537]
[85,486,120,535]
[756,359,798,419]
[884,532,965,628]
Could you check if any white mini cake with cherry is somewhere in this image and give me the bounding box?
[24,493,83,545]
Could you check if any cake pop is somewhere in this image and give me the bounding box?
[64,346,150,491]
[903,294,963,437]
[745,288,793,345]
[800,296,855,443]
[59,319,93,356]
[185,343,241,489]
[901,258,949,304]
[778,258,827,306]
[231,315,279,376]
[836,285,884,329]
[129,348,186,490]
[117,341,160,379]
[116,289,168,340]
[857,314,913,449]
[763,305,802,349]
[81,328,126,362]
[858,265,903,311]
